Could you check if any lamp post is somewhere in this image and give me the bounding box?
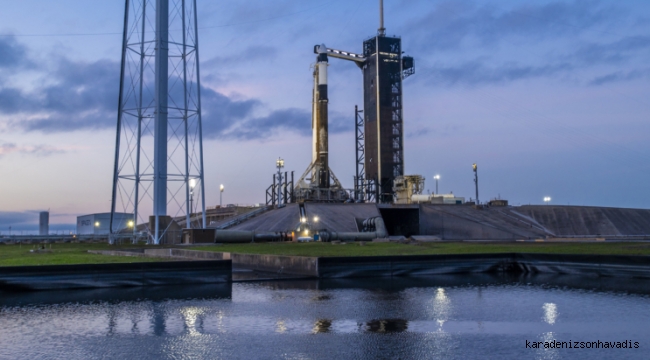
[189,178,196,227]
[276,157,284,206]
[220,184,224,207]
[473,163,479,205]
[433,175,440,194]
[544,196,551,205]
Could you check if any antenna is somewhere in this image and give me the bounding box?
[378,0,385,36]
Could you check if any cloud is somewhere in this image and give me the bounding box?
[0,36,30,69]
[573,36,650,64]
[406,2,648,87]
[211,108,351,140]
[423,60,574,86]
[0,142,67,157]
[406,0,615,51]
[203,45,278,68]
[589,69,650,85]
[0,210,40,226]
[0,38,324,140]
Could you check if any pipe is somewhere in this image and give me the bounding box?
[214,230,281,243]
[320,217,388,242]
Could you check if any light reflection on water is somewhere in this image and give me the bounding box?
[1,275,650,359]
[543,303,558,325]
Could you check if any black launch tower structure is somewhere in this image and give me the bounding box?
[362,35,414,202]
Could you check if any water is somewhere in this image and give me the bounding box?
[1,274,650,359]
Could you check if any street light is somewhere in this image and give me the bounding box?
[544,196,551,205]
[276,157,284,206]
[189,178,197,220]
[220,184,224,207]
[433,175,440,194]
[314,216,319,222]
[127,220,134,228]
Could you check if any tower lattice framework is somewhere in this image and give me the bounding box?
[110,0,206,244]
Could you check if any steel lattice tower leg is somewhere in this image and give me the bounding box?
[110,0,206,244]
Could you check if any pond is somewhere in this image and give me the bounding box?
[1,274,649,359]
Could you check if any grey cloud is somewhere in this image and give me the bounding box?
[574,36,650,64]
[4,58,119,132]
[0,142,67,157]
[224,108,310,140]
[0,210,40,226]
[424,60,574,86]
[0,36,30,69]
[0,37,341,140]
[407,0,615,51]
[214,108,351,140]
[203,46,278,68]
[0,142,16,156]
[589,69,650,85]
[201,89,261,138]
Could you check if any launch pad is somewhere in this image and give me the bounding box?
[294,0,415,203]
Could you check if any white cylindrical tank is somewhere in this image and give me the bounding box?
[411,194,431,203]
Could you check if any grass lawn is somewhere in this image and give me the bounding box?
[2,241,649,267]
[0,243,171,267]
[193,241,650,257]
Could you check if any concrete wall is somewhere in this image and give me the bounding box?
[0,260,231,291]
[220,252,650,280]
[230,253,318,277]
[318,254,513,278]
[316,253,650,279]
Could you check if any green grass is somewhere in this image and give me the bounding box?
[2,241,649,267]
[192,241,650,257]
[0,243,171,267]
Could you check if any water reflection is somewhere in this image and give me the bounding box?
[538,332,560,360]
[312,319,332,334]
[275,320,287,333]
[1,275,649,359]
[432,287,451,328]
[543,303,558,325]
[364,319,409,333]
[181,307,205,336]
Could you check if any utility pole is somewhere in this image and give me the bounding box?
[473,163,479,205]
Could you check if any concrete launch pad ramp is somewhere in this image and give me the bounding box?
[419,205,550,240]
[229,204,300,232]
[228,203,381,233]
[505,206,650,237]
[224,202,649,240]
[418,205,650,240]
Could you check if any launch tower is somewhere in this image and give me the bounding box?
[308,0,414,202]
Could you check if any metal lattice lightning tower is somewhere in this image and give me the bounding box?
[110,0,206,244]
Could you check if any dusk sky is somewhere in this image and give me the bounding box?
[1,0,649,231]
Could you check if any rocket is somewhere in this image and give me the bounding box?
[313,44,330,189]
